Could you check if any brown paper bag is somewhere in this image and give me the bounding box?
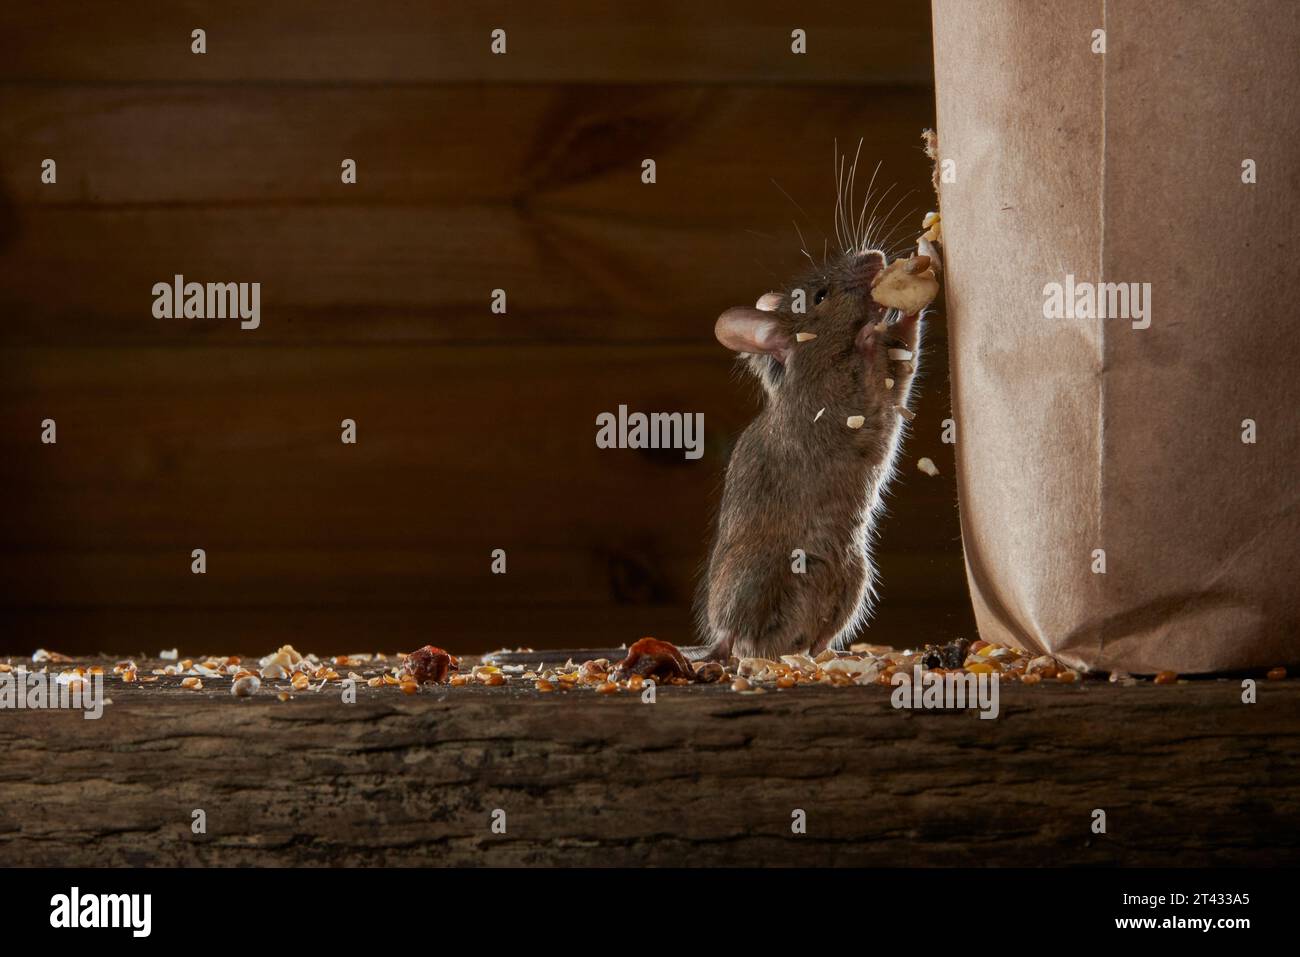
[932,1,1299,673]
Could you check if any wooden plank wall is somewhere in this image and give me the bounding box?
[0,1,975,656]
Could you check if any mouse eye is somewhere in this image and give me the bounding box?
[814,287,829,305]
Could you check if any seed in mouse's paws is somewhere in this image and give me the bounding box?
[795,331,817,342]
[917,457,939,476]
[904,255,931,275]
[871,258,939,314]
[755,292,782,312]
[896,405,916,422]
[887,348,913,361]
[846,415,865,430]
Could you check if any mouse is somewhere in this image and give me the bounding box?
[694,245,929,662]
[483,246,935,673]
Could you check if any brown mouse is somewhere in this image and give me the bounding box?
[696,247,926,662]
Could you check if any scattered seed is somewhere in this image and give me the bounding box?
[180,676,203,691]
[775,675,796,689]
[482,673,506,687]
[1267,666,1287,680]
[277,692,290,702]
[231,675,261,697]
[404,645,459,684]
[693,661,726,684]
[1021,673,1042,685]
[1026,655,1059,678]
[291,673,310,691]
[1154,670,1178,685]
[595,681,618,695]
[731,677,751,692]
[1056,670,1079,683]
[611,637,695,683]
[535,679,555,693]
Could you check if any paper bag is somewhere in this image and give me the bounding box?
[932,0,1300,673]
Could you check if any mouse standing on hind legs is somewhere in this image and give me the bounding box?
[696,242,938,663]
[483,243,940,672]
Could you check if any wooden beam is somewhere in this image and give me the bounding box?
[1,668,1295,866]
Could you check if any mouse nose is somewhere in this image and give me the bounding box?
[847,249,887,292]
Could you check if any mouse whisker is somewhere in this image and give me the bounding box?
[859,183,898,252]
[846,138,865,250]
[793,219,817,269]
[854,160,884,250]
[866,190,917,253]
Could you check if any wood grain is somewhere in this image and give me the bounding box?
[0,1,934,85]
[0,344,971,654]
[1,671,1295,866]
[0,2,961,656]
[0,86,938,345]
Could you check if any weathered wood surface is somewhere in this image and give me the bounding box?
[2,671,1297,866]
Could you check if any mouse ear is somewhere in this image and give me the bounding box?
[715,307,791,361]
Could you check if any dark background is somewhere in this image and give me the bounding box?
[0,1,974,657]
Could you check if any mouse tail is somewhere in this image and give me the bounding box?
[483,637,733,668]
[480,647,628,668]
